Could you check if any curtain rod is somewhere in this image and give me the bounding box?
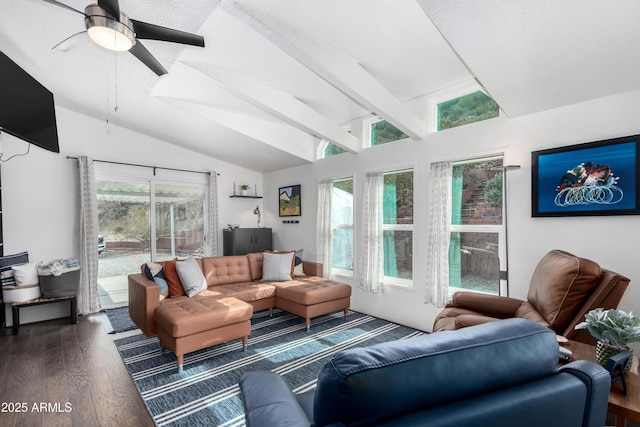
[66,156,219,176]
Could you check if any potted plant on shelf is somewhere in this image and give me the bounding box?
[239,184,251,196]
[575,308,640,370]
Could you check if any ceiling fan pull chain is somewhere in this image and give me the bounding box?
[113,32,119,113]
[105,54,111,125]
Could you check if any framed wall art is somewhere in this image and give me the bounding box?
[279,184,301,217]
[532,134,640,217]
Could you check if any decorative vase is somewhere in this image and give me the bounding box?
[596,340,633,372]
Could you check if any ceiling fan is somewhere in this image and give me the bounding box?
[42,0,205,76]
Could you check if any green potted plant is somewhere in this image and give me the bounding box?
[239,184,251,196]
[575,308,640,369]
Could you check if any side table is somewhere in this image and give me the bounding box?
[564,340,640,427]
[11,294,77,335]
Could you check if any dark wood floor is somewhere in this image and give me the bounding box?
[0,313,153,427]
[1,314,637,427]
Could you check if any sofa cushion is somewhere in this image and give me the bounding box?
[247,252,264,281]
[199,282,277,302]
[273,277,351,305]
[163,260,185,298]
[202,256,252,286]
[265,249,296,274]
[293,249,304,277]
[240,371,312,427]
[527,250,602,330]
[434,308,502,331]
[155,296,252,338]
[144,262,169,298]
[262,252,295,281]
[313,318,558,427]
[176,256,208,297]
[265,249,305,277]
[514,301,551,328]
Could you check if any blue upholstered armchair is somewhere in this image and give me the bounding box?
[239,318,610,427]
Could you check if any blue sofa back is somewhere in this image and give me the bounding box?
[313,318,609,427]
[240,318,610,427]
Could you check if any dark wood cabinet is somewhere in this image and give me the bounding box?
[223,228,272,255]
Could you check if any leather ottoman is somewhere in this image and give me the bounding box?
[154,296,253,372]
[274,277,351,331]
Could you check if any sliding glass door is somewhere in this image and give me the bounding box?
[97,180,151,306]
[96,179,206,306]
[154,184,205,262]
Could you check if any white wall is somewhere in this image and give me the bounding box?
[5,90,640,333]
[1,106,265,324]
[265,89,640,333]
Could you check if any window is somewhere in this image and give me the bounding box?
[324,142,347,158]
[383,169,413,284]
[449,157,504,295]
[331,178,353,275]
[437,91,499,131]
[319,129,351,159]
[371,119,409,146]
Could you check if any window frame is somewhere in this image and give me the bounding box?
[317,127,353,160]
[381,168,414,288]
[448,156,507,297]
[363,117,410,148]
[329,176,355,278]
[427,81,501,134]
[95,163,209,262]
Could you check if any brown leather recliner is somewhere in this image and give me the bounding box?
[433,249,630,344]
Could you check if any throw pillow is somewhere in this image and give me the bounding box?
[12,262,39,285]
[265,250,296,277]
[163,260,185,298]
[293,249,304,277]
[143,262,169,298]
[0,251,29,287]
[262,252,295,281]
[176,257,207,297]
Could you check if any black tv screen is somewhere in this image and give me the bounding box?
[0,51,59,153]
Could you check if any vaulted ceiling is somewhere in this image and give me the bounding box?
[2,0,640,172]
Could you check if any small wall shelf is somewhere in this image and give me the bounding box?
[229,195,262,199]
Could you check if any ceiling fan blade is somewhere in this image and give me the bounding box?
[52,31,89,52]
[131,20,205,47]
[129,41,167,76]
[97,0,120,19]
[40,0,84,15]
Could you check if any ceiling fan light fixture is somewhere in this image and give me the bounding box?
[84,4,135,52]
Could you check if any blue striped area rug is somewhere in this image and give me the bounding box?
[104,306,138,334]
[114,309,425,427]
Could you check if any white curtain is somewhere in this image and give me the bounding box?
[425,161,453,307]
[316,178,333,279]
[358,171,384,293]
[206,171,220,256]
[77,156,101,315]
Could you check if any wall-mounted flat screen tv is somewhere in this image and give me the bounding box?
[0,51,59,153]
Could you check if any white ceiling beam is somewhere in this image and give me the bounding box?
[219,0,424,140]
[151,63,316,162]
[181,62,361,153]
[160,97,317,163]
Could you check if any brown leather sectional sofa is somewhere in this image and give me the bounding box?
[128,252,351,372]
